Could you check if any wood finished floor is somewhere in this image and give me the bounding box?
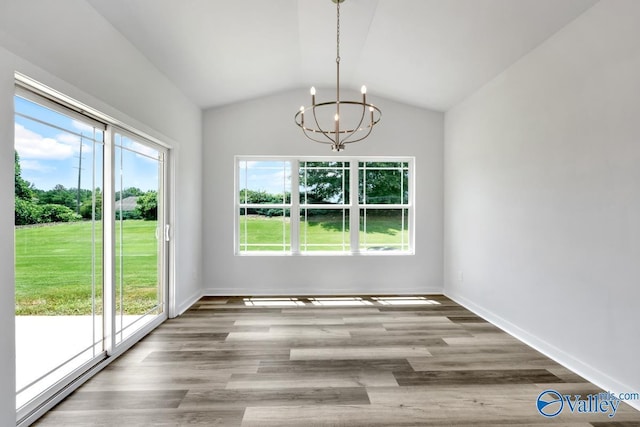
[35,296,640,426]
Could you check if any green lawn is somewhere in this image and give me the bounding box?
[240,211,409,251]
[16,213,408,315]
[15,220,158,315]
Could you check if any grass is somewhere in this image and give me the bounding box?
[15,220,159,316]
[240,211,409,251]
[301,214,350,251]
[240,215,291,251]
[17,213,408,315]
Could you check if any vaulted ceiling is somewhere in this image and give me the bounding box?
[86,0,597,111]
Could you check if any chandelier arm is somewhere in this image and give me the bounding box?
[339,127,374,145]
[338,103,368,145]
[322,101,382,134]
[295,102,381,134]
[311,104,339,145]
[335,105,382,145]
[294,127,333,145]
[295,107,337,144]
[302,133,337,145]
[300,128,337,145]
[337,101,382,127]
[294,109,336,145]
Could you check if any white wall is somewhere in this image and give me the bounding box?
[0,1,203,422]
[445,0,640,400]
[203,89,443,295]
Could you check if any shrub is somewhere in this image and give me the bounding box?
[38,204,82,223]
[15,198,41,225]
[15,200,82,225]
[136,191,158,220]
[116,210,143,220]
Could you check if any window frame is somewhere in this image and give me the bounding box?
[299,160,351,252]
[236,159,293,252]
[358,160,411,252]
[235,156,415,256]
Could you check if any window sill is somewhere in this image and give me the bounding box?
[235,250,415,257]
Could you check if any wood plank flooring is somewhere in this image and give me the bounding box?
[34,295,640,426]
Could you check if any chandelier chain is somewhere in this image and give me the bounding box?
[336,0,340,63]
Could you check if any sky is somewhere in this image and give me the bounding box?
[239,160,355,199]
[14,95,159,192]
[239,161,292,195]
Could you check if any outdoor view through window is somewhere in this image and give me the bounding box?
[237,158,413,254]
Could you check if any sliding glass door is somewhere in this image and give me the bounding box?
[14,93,106,410]
[113,131,166,345]
[14,86,169,418]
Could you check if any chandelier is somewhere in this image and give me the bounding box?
[294,0,381,152]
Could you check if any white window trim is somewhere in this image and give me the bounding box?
[235,156,415,256]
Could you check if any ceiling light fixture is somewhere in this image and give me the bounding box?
[294,0,381,152]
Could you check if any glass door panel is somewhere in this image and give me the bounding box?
[114,132,166,345]
[14,94,105,409]
[14,83,171,423]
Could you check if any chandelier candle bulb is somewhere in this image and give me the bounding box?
[310,87,316,105]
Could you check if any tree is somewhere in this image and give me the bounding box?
[15,150,39,225]
[359,163,409,204]
[299,161,349,204]
[238,189,290,217]
[116,187,143,201]
[300,161,408,205]
[136,191,158,220]
[38,184,77,210]
[79,188,102,220]
[15,151,83,225]
[14,150,33,200]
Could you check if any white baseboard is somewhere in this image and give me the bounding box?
[445,290,640,412]
[201,286,444,297]
[175,289,203,317]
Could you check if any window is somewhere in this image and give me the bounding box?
[299,161,350,252]
[237,160,291,252]
[235,157,414,255]
[359,161,410,252]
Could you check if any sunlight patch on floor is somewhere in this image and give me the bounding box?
[309,297,374,306]
[243,298,305,307]
[372,296,441,305]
